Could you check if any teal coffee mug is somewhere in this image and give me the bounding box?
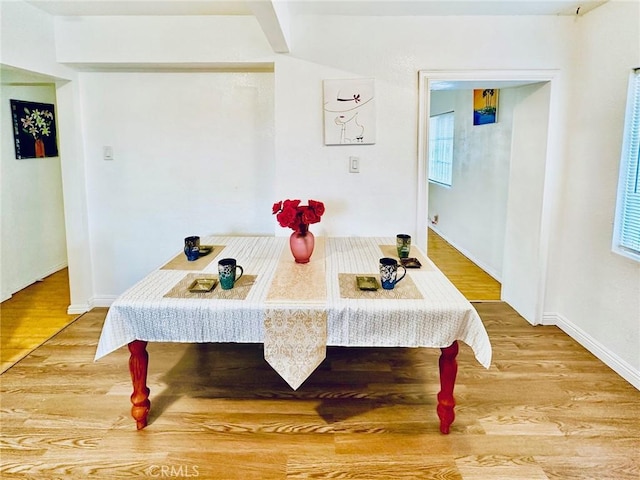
[379,257,407,290]
[218,258,244,290]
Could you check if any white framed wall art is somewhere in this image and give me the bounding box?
[323,78,376,145]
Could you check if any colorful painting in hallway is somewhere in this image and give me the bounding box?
[473,89,499,125]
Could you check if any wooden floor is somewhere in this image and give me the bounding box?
[0,268,77,373]
[1,238,638,478]
[1,304,638,479]
[427,228,501,301]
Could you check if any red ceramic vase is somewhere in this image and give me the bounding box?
[289,230,315,264]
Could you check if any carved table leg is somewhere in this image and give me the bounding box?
[437,341,459,434]
[128,340,150,430]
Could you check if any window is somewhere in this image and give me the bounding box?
[613,69,640,261]
[429,111,454,186]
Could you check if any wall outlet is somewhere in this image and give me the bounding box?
[103,146,114,161]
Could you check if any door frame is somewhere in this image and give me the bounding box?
[417,69,561,324]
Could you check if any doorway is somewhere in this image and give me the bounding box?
[0,65,73,368]
[417,70,559,325]
[0,65,69,302]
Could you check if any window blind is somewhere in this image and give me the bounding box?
[614,70,640,259]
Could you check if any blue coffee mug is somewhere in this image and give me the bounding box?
[379,257,407,290]
[184,236,200,261]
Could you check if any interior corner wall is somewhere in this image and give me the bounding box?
[544,0,640,388]
[427,88,513,281]
[0,84,68,300]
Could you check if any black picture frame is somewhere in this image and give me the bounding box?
[10,99,59,159]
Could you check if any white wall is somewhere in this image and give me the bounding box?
[1,0,90,312]
[274,15,574,243]
[503,82,552,323]
[0,1,74,79]
[428,88,514,281]
[79,72,275,300]
[48,12,576,300]
[545,0,640,387]
[3,1,638,386]
[0,84,68,300]
[54,15,274,65]
[0,0,73,302]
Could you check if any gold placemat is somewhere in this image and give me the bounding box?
[160,245,226,270]
[163,273,257,300]
[266,237,326,303]
[378,244,433,271]
[338,273,423,300]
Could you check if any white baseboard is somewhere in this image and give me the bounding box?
[67,295,117,314]
[543,312,640,390]
[67,304,91,315]
[6,262,69,298]
[428,226,502,282]
[91,296,118,308]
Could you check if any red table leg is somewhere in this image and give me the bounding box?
[128,340,150,430]
[437,341,459,434]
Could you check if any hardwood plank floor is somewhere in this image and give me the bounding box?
[427,228,501,301]
[1,240,637,478]
[1,304,638,479]
[1,268,78,373]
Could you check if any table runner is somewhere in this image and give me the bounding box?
[95,236,492,386]
[264,238,327,389]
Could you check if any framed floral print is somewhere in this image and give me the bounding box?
[10,99,59,159]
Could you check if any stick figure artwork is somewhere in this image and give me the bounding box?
[323,79,376,145]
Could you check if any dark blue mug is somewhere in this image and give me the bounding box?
[184,236,200,261]
[379,257,407,290]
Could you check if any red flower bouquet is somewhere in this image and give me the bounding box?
[272,199,325,234]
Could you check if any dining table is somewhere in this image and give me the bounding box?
[95,236,492,433]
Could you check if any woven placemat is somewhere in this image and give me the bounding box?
[163,273,257,300]
[160,245,225,271]
[338,273,423,300]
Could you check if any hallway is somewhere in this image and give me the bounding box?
[427,228,501,301]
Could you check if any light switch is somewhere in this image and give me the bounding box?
[103,146,114,161]
[349,156,360,173]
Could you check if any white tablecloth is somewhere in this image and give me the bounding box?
[95,236,492,386]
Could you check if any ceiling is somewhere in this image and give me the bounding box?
[25,0,608,17]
